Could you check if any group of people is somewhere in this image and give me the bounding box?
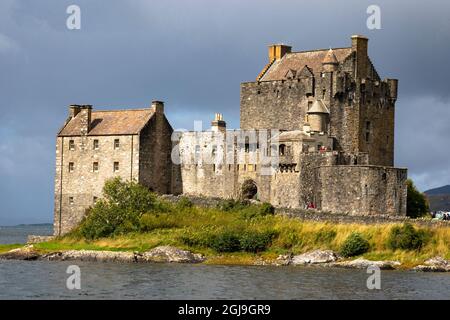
[431,211,450,221]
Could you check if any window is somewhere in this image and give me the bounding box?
[93,162,99,172]
[279,144,286,156]
[113,162,119,172]
[114,139,120,150]
[244,137,250,153]
[68,162,74,172]
[69,140,75,151]
[69,197,74,205]
[365,121,371,143]
[322,89,326,98]
[93,196,98,204]
[93,139,99,150]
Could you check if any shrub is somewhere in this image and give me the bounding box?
[239,230,277,253]
[241,203,275,219]
[78,178,156,239]
[387,223,429,251]
[208,231,241,253]
[406,179,429,218]
[177,197,193,209]
[216,199,248,212]
[340,233,370,257]
[139,213,179,232]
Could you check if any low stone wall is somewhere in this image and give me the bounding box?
[27,235,55,244]
[162,194,450,228]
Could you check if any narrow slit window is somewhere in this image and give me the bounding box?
[113,162,119,172]
[68,162,74,172]
[114,139,120,150]
[69,140,75,151]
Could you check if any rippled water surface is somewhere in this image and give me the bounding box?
[1,225,449,300]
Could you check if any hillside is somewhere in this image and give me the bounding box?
[425,185,450,211]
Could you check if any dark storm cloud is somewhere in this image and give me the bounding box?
[0,0,449,224]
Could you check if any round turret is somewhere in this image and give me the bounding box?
[307,100,329,132]
[322,48,338,72]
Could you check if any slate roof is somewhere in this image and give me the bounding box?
[58,109,155,136]
[259,47,352,81]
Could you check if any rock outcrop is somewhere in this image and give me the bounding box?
[1,245,205,264]
[137,246,205,263]
[331,258,401,270]
[43,250,136,263]
[291,250,341,265]
[413,257,450,272]
[0,245,40,261]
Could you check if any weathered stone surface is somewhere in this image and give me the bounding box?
[0,245,40,261]
[413,257,450,272]
[27,235,55,244]
[138,246,205,263]
[274,253,293,266]
[291,250,341,265]
[331,258,401,270]
[43,250,136,263]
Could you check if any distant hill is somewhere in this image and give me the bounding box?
[425,185,450,211]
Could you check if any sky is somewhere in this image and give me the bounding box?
[0,0,449,225]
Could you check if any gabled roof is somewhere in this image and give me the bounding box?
[58,109,155,136]
[259,47,352,81]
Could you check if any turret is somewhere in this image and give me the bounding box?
[322,48,339,72]
[211,113,226,132]
[307,100,329,133]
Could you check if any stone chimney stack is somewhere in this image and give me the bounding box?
[268,44,292,62]
[79,105,92,135]
[69,105,81,119]
[351,35,369,79]
[211,113,226,132]
[151,100,164,115]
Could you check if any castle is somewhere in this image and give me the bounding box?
[54,35,407,235]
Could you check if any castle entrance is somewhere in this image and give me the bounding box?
[241,179,258,200]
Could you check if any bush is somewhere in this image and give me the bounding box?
[78,178,156,239]
[406,179,429,218]
[177,197,193,209]
[208,231,241,253]
[139,213,179,232]
[216,199,248,212]
[241,203,275,219]
[239,230,277,253]
[340,233,370,257]
[387,223,429,251]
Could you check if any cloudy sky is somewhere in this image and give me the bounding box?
[0,0,449,225]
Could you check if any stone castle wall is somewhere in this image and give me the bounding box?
[53,134,140,235]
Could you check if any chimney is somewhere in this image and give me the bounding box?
[69,105,81,119]
[211,113,226,132]
[79,105,92,135]
[151,100,164,115]
[268,44,292,62]
[351,35,369,79]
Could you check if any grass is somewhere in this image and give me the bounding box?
[0,244,23,253]
[24,202,450,268]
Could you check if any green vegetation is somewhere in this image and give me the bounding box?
[407,179,430,218]
[0,244,22,253]
[340,233,370,257]
[22,178,450,268]
[387,223,429,250]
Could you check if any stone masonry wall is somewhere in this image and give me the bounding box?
[54,134,140,235]
[315,165,407,216]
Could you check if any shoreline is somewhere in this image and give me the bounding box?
[1,244,449,272]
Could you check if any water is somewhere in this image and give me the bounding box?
[0,224,53,244]
[1,225,449,300]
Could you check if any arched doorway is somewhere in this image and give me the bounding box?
[241,179,258,200]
